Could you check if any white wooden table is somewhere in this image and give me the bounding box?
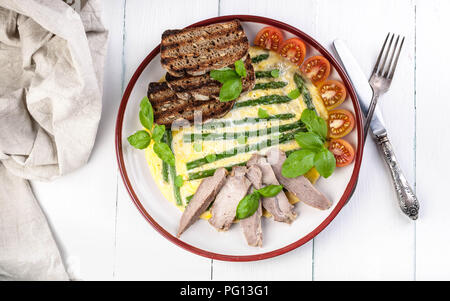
[31,0,449,280]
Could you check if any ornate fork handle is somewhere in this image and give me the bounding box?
[375,133,419,220]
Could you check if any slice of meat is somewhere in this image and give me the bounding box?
[160,20,249,77]
[177,168,227,237]
[165,54,255,101]
[266,148,332,210]
[240,165,263,247]
[209,166,251,231]
[247,154,296,223]
[147,82,234,126]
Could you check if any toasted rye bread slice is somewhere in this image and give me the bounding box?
[165,54,256,101]
[147,82,234,126]
[160,20,249,77]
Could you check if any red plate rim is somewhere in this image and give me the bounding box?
[115,15,364,262]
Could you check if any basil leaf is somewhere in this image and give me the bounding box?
[270,69,280,78]
[300,109,316,130]
[153,142,175,166]
[174,175,184,187]
[193,143,202,152]
[315,117,328,141]
[281,149,315,178]
[152,124,165,143]
[219,77,243,102]
[288,89,300,99]
[139,97,154,130]
[314,148,336,178]
[210,69,239,84]
[205,154,216,163]
[234,60,246,77]
[257,108,270,119]
[236,191,260,219]
[300,109,327,140]
[257,185,283,197]
[127,130,151,149]
[295,132,324,151]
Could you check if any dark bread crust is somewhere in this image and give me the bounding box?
[165,54,255,101]
[147,82,234,126]
[160,20,249,77]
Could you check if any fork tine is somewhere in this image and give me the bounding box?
[388,36,405,80]
[378,34,394,76]
[383,35,400,78]
[371,33,390,78]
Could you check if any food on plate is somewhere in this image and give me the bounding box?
[293,73,316,112]
[327,109,355,139]
[247,154,296,223]
[318,80,347,110]
[255,69,280,79]
[165,130,182,205]
[177,167,227,237]
[254,26,284,51]
[147,82,235,125]
[278,38,307,65]
[165,54,256,101]
[239,165,263,247]
[251,53,269,64]
[209,166,252,231]
[161,20,249,77]
[267,148,332,210]
[127,21,357,247]
[300,56,331,85]
[253,81,288,90]
[329,138,355,167]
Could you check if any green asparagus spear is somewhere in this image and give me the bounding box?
[251,53,270,63]
[161,131,169,183]
[199,113,295,129]
[235,95,292,108]
[293,73,316,112]
[186,130,301,170]
[187,148,300,181]
[184,120,305,142]
[166,130,182,206]
[255,70,279,79]
[253,81,288,90]
[188,162,248,181]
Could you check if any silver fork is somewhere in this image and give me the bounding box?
[364,33,419,220]
[364,33,404,141]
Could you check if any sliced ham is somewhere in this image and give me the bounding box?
[209,166,251,231]
[240,165,263,247]
[247,154,296,223]
[177,167,227,237]
[266,148,332,210]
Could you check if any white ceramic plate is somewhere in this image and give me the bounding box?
[115,15,364,261]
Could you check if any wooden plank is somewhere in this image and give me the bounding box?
[113,0,218,280]
[211,0,318,281]
[311,0,416,280]
[415,0,450,280]
[30,0,126,280]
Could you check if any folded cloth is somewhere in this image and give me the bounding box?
[0,0,108,280]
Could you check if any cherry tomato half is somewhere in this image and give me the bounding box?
[329,139,355,167]
[278,38,306,65]
[317,80,347,110]
[300,56,331,85]
[254,27,284,52]
[328,109,355,139]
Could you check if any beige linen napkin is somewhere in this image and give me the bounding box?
[0,0,107,280]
